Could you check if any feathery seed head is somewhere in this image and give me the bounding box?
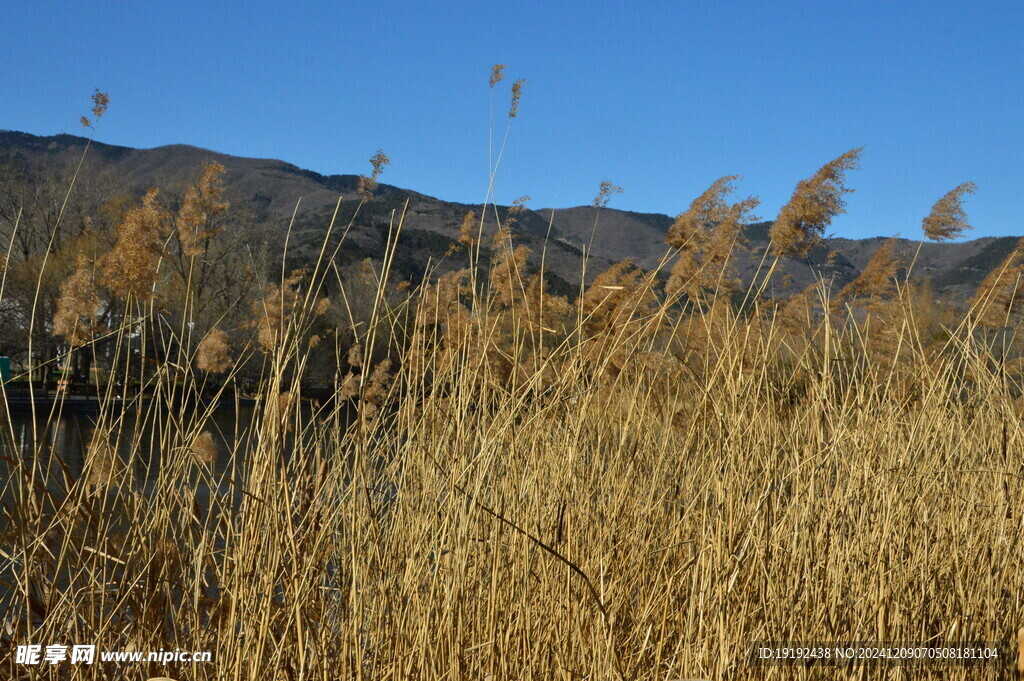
[664,176,757,302]
[101,188,167,299]
[80,90,110,129]
[191,431,219,466]
[770,148,862,258]
[508,78,525,119]
[489,244,531,308]
[503,195,531,231]
[252,269,306,352]
[53,259,103,347]
[196,328,231,373]
[592,181,623,209]
[363,358,393,406]
[348,343,363,368]
[489,64,506,88]
[458,210,478,247]
[85,435,116,487]
[176,163,228,257]
[582,259,656,331]
[666,175,743,249]
[837,238,902,305]
[339,372,359,400]
[358,258,377,285]
[922,182,976,242]
[970,238,1024,328]
[91,90,110,119]
[358,150,390,200]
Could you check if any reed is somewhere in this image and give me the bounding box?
[0,82,1020,681]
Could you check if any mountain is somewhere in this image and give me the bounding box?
[0,130,1011,303]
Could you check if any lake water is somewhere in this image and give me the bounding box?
[1,399,258,485]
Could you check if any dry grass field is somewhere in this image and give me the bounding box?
[2,86,1023,680]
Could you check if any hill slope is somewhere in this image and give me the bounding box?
[0,130,1011,302]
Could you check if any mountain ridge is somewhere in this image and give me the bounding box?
[1,129,1012,303]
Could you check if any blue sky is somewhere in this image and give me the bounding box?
[3,1,1022,239]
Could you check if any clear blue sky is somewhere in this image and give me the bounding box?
[3,1,1022,239]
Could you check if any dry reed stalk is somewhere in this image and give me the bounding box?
[9,88,1024,681]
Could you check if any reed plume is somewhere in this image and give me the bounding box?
[835,238,907,361]
[101,187,167,299]
[53,258,102,347]
[458,210,478,247]
[357,150,391,200]
[253,270,305,352]
[416,267,470,328]
[339,371,359,400]
[176,162,229,257]
[489,236,531,309]
[776,282,821,336]
[79,89,109,128]
[970,238,1024,328]
[665,176,758,303]
[508,78,525,119]
[517,272,572,334]
[922,181,976,241]
[592,180,623,209]
[191,431,219,466]
[347,342,363,368]
[196,328,231,373]
[581,258,656,334]
[489,64,506,88]
[836,238,901,305]
[84,433,116,487]
[770,148,862,258]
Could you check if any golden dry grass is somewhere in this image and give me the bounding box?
[4,224,1024,679]
[1,85,1022,681]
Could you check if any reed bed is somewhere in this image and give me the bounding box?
[1,88,1023,681]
